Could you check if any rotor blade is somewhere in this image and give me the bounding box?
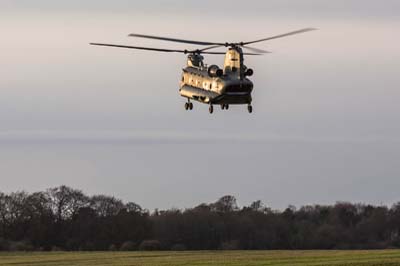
[200,51,226,55]
[200,45,270,54]
[90,43,262,56]
[203,52,263,56]
[200,45,225,52]
[90,43,187,53]
[198,51,262,56]
[243,28,317,45]
[128,33,225,46]
[243,53,263,56]
[242,46,271,54]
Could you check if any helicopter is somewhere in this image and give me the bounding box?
[90,28,316,114]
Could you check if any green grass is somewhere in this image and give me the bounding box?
[1,250,400,266]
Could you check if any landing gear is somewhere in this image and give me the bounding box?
[209,104,214,114]
[185,100,193,111]
[247,104,253,113]
[221,104,230,110]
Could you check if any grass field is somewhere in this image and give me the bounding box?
[1,250,400,266]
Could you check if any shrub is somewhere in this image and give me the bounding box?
[120,241,136,251]
[109,244,118,251]
[66,238,80,251]
[51,246,63,252]
[9,241,34,252]
[220,240,240,250]
[0,238,10,251]
[79,242,95,251]
[171,243,187,251]
[139,240,161,251]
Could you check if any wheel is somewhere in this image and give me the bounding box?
[221,104,225,110]
[225,104,229,110]
[209,105,214,114]
[185,102,189,110]
[189,102,193,110]
[248,105,253,113]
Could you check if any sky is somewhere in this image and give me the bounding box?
[1,0,399,210]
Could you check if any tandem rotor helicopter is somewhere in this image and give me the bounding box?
[90,28,316,114]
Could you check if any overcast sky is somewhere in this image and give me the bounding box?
[1,0,399,210]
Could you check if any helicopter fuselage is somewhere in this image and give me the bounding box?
[179,48,253,108]
[179,66,253,105]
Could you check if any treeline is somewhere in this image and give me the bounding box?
[1,186,400,251]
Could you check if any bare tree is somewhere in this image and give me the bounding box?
[47,186,89,221]
[90,195,124,217]
[212,195,238,213]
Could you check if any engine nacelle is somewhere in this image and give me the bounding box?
[245,68,254,77]
[208,65,223,77]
